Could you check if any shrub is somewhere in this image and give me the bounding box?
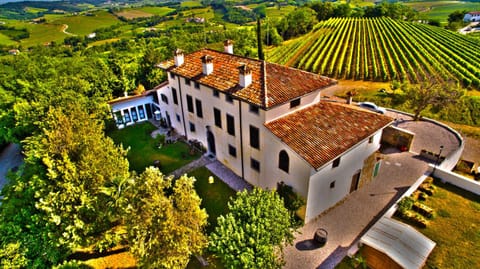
[276,181,305,212]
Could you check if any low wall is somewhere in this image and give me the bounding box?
[430,164,480,195]
[386,109,464,171]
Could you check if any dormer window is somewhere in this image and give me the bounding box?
[290,98,301,108]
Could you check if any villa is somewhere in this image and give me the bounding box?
[110,41,393,222]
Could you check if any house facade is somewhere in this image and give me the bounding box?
[464,11,480,22]
[126,43,392,222]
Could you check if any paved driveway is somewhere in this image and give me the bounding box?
[0,143,23,190]
[283,115,461,269]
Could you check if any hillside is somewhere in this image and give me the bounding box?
[267,17,480,89]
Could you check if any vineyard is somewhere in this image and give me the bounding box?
[266,17,480,89]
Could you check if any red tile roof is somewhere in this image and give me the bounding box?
[265,102,393,169]
[158,49,336,109]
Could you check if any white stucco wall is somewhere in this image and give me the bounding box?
[305,130,384,222]
[265,90,321,122]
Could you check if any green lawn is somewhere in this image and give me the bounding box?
[417,179,480,268]
[0,32,17,45]
[189,167,236,232]
[136,6,176,16]
[108,122,200,174]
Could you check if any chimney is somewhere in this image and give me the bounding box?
[346,90,356,105]
[224,39,233,54]
[201,55,213,75]
[238,64,252,88]
[174,49,184,66]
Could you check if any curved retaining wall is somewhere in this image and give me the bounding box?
[386,109,464,171]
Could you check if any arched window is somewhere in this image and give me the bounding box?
[279,150,289,173]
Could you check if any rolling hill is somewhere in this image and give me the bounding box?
[266,17,480,89]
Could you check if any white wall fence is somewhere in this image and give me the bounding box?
[387,109,464,170]
[431,164,480,195]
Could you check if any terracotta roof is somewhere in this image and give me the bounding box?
[158,49,336,109]
[467,11,480,15]
[265,102,393,169]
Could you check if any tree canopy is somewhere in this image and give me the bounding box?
[123,169,208,268]
[209,188,295,269]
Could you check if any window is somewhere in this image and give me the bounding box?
[194,82,200,89]
[290,98,301,108]
[227,114,235,136]
[214,108,222,128]
[161,94,169,104]
[195,99,203,118]
[251,158,260,172]
[332,157,341,168]
[213,90,219,98]
[114,111,123,124]
[169,72,175,79]
[152,93,159,104]
[172,88,178,105]
[228,144,237,157]
[249,104,259,115]
[226,95,234,103]
[187,95,194,113]
[185,78,191,86]
[123,109,131,123]
[189,122,196,132]
[278,150,289,173]
[176,114,181,122]
[138,106,145,119]
[131,109,138,121]
[368,136,374,144]
[250,125,259,149]
[330,181,335,189]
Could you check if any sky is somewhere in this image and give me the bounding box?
[0,0,58,4]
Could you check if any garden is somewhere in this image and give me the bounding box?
[108,122,200,174]
[337,177,480,268]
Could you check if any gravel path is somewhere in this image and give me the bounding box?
[206,161,252,192]
[169,155,213,178]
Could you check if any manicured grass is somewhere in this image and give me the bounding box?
[394,179,480,268]
[108,122,200,174]
[418,180,480,268]
[188,167,236,233]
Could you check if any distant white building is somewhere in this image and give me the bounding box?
[87,32,96,39]
[464,11,480,22]
[111,41,393,222]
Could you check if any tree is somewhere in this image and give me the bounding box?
[257,18,264,60]
[0,102,130,267]
[405,81,464,121]
[278,7,318,40]
[123,169,208,268]
[209,188,295,269]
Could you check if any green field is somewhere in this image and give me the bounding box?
[21,22,67,46]
[266,5,296,18]
[181,1,203,8]
[405,1,480,22]
[24,7,48,13]
[50,11,120,36]
[0,32,17,45]
[136,6,175,16]
[267,17,480,89]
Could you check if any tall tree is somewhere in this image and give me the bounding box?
[209,188,295,269]
[0,102,130,267]
[257,18,265,61]
[123,169,208,268]
[405,81,464,120]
